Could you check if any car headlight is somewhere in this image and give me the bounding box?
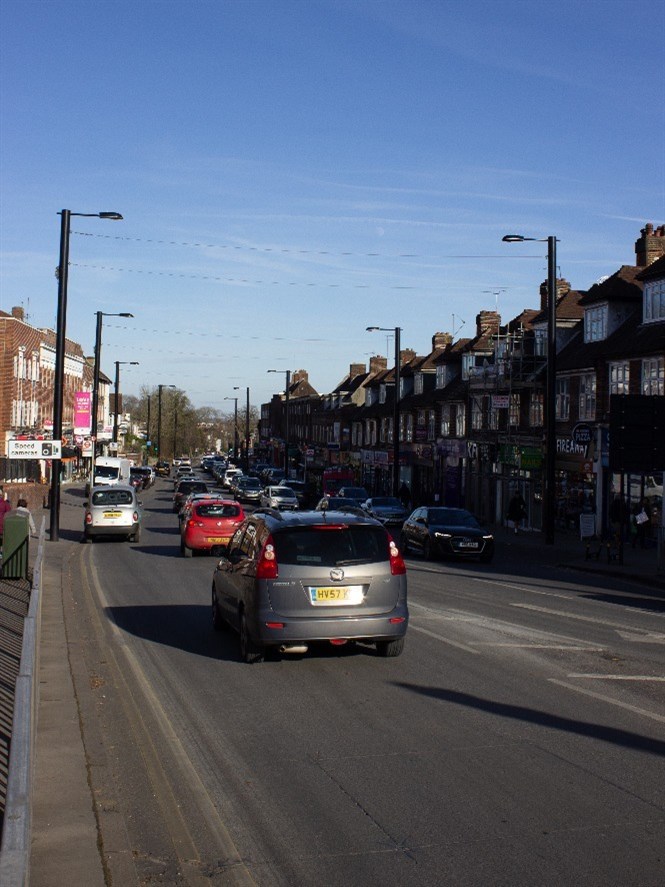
[434,532,452,539]
[483,534,494,540]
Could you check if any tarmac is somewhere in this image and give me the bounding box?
[2,513,664,885]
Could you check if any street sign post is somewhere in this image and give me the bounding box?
[8,439,62,459]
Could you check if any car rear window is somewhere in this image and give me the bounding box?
[196,504,242,517]
[179,482,208,494]
[92,489,133,506]
[273,525,389,566]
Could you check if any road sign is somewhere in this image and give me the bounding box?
[8,439,62,459]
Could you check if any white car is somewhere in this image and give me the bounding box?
[84,484,142,543]
[222,468,244,489]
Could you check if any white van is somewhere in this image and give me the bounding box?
[92,457,132,488]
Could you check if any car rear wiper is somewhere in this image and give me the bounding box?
[335,558,369,566]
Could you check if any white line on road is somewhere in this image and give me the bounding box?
[510,603,665,635]
[408,624,480,654]
[473,644,604,651]
[565,674,665,681]
[548,679,665,725]
[468,576,575,599]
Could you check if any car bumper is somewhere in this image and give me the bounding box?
[85,521,139,538]
[435,539,494,559]
[252,606,409,646]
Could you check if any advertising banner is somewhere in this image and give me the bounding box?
[74,390,92,434]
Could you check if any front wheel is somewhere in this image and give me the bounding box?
[376,637,405,658]
[239,611,263,663]
[423,537,434,560]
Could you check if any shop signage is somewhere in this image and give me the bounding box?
[492,395,510,409]
[572,423,593,448]
[74,391,92,435]
[8,439,62,459]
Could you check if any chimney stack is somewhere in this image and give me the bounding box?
[635,222,665,267]
[369,355,388,374]
[475,310,501,337]
[11,306,25,321]
[432,331,453,350]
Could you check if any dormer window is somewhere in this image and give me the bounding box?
[643,278,665,323]
[584,304,608,342]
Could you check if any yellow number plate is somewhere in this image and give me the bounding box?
[103,511,122,519]
[206,536,230,544]
[309,586,363,606]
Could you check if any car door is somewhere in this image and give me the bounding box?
[407,507,426,551]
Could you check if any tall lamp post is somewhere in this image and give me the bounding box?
[234,386,250,472]
[50,209,122,542]
[267,369,291,475]
[113,361,139,444]
[502,234,558,544]
[91,311,134,453]
[367,326,402,497]
[157,384,176,461]
[225,396,239,460]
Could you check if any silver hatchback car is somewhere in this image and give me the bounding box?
[84,484,142,542]
[211,510,408,662]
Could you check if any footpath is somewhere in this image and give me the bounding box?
[2,499,663,885]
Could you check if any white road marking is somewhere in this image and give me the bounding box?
[565,674,665,681]
[548,679,665,725]
[473,644,603,651]
[408,624,480,654]
[510,603,665,634]
[468,576,575,599]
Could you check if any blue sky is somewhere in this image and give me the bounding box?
[1,0,663,412]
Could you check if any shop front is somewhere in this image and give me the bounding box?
[555,435,596,534]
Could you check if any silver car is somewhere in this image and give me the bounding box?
[84,484,142,542]
[211,510,408,662]
[259,485,299,511]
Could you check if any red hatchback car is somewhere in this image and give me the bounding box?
[180,499,245,557]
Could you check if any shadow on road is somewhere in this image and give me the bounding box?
[395,682,665,758]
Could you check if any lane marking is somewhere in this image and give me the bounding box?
[510,603,665,634]
[565,674,665,682]
[408,624,480,654]
[548,679,665,725]
[467,575,575,599]
[472,644,603,651]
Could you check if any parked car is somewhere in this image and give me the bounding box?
[337,486,370,503]
[84,484,142,543]
[400,506,494,562]
[259,485,299,511]
[181,499,245,557]
[173,479,209,513]
[362,496,410,528]
[211,510,408,662]
[234,476,263,503]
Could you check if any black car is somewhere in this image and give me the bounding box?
[400,506,494,562]
[173,479,209,513]
[362,496,410,528]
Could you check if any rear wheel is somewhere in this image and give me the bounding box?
[183,544,192,558]
[130,526,141,543]
[239,611,263,663]
[376,637,405,658]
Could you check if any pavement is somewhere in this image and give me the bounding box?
[3,505,663,885]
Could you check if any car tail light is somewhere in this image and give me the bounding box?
[256,534,278,579]
[133,511,139,522]
[85,512,92,525]
[388,536,406,575]
[187,519,204,528]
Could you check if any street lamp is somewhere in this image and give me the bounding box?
[502,234,558,544]
[112,361,139,444]
[91,311,134,452]
[267,369,291,475]
[225,396,239,461]
[157,384,176,460]
[367,326,402,497]
[234,386,250,472]
[50,208,122,542]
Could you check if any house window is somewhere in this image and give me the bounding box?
[428,410,435,440]
[584,305,608,342]
[509,393,520,426]
[534,329,546,357]
[455,404,466,437]
[529,392,544,426]
[489,405,500,430]
[380,417,388,443]
[643,279,665,323]
[556,378,570,420]
[414,374,424,395]
[405,414,414,442]
[440,404,450,436]
[609,361,630,396]
[642,357,664,396]
[379,385,387,405]
[578,373,596,420]
[471,397,483,431]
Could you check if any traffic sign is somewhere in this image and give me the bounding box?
[8,439,62,459]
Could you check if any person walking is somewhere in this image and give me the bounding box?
[15,497,37,537]
[507,491,527,534]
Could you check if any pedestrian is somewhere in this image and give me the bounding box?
[0,486,11,547]
[507,491,527,534]
[15,498,37,537]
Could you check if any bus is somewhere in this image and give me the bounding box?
[322,466,355,496]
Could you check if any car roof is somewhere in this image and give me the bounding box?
[90,483,136,494]
[253,509,380,528]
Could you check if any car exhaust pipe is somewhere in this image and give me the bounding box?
[279,644,308,654]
